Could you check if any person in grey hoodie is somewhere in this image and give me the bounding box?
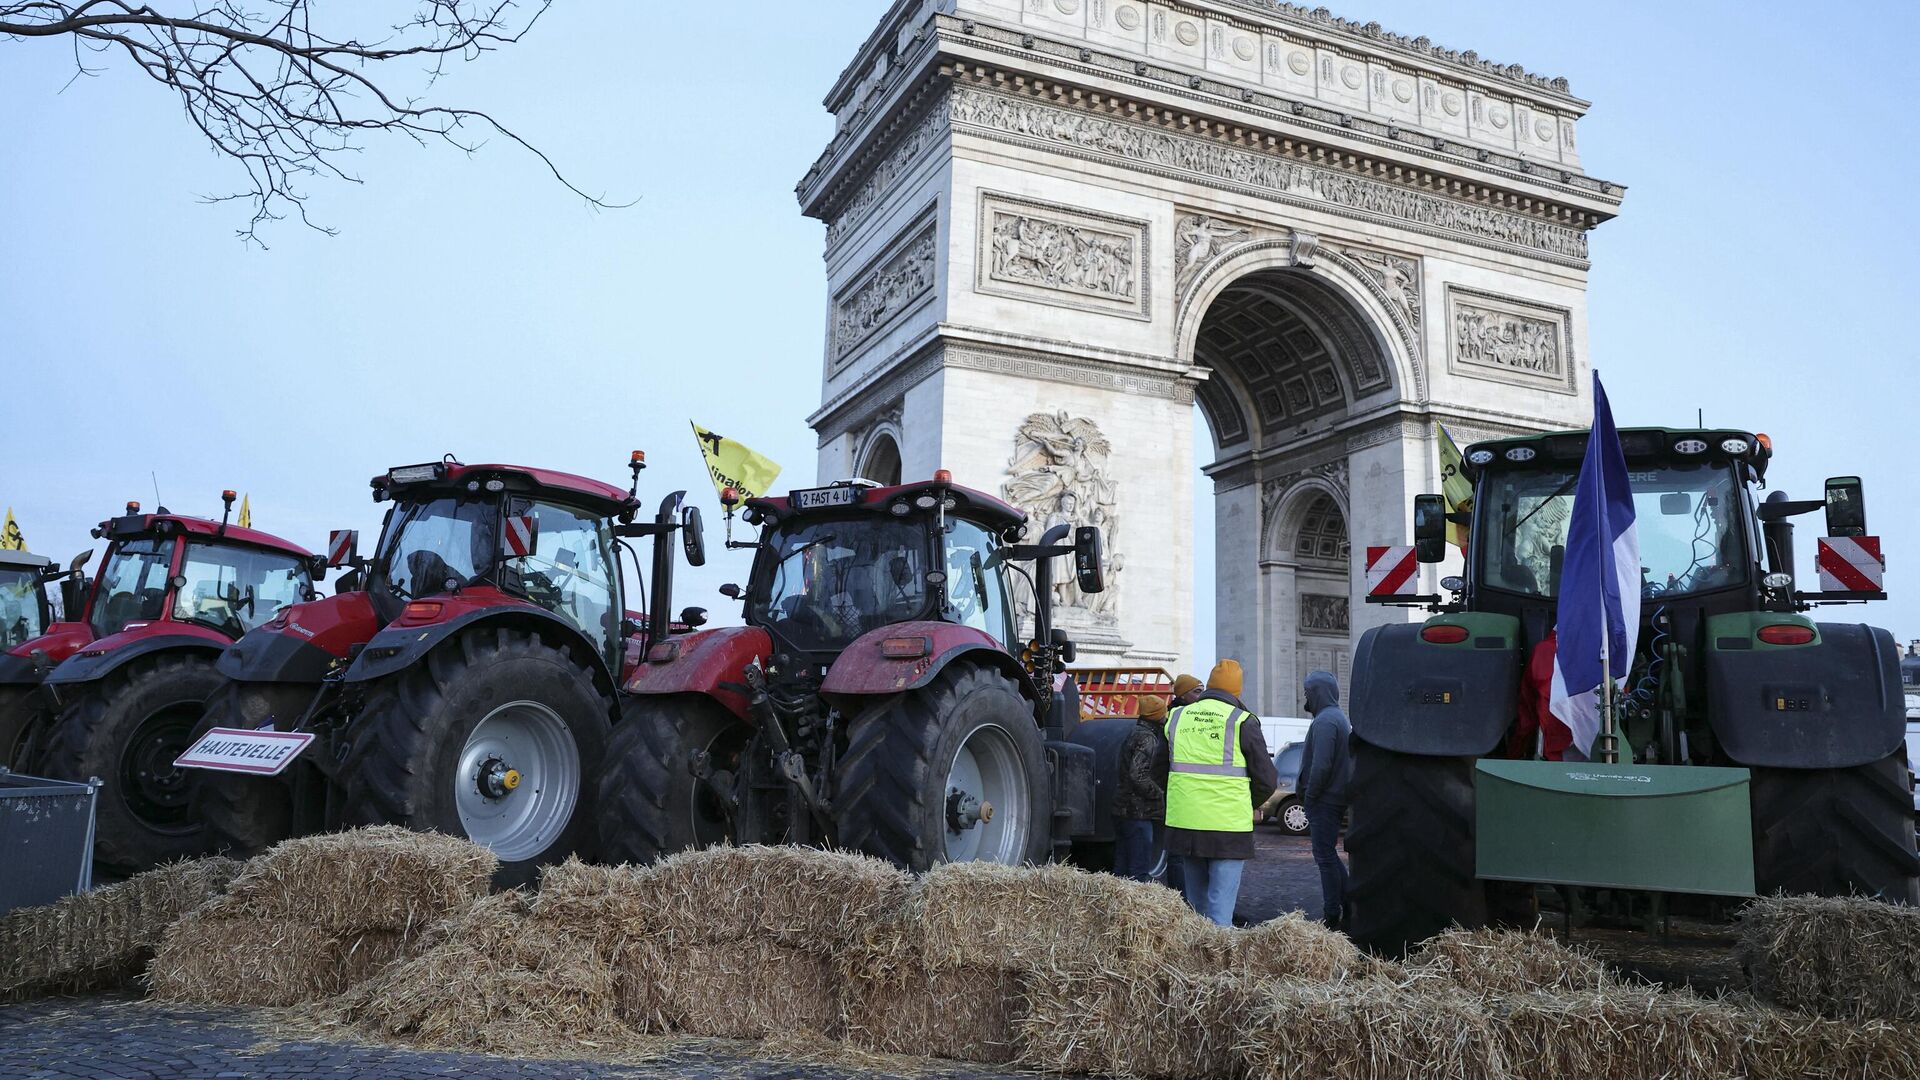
[1296,670,1353,930]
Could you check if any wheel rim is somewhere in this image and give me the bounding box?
[941,722,1029,864]
[454,700,579,863]
[119,704,201,833]
[1283,801,1310,834]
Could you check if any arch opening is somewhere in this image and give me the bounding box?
[858,431,902,486]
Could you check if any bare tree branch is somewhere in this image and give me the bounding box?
[1,1,630,245]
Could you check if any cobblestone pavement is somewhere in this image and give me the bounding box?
[0,831,1328,1078]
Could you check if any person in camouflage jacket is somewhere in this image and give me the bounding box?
[1113,694,1169,881]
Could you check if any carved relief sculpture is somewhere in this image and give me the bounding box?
[976,193,1150,320]
[1299,594,1351,635]
[830,224,937,366]
[1002,411,1123,625]
[1444,285,1576,394]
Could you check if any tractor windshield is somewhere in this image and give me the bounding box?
[0,568,45,646]
[751,516,931,652]
[172,543,312,637]
[1479,461,1748,600]
[89,538,173,637]
[501,499,619,661]
[379,497,499,603]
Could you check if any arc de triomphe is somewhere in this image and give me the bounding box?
[798,0,1622,713]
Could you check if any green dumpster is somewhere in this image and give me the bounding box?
[1475,759,1755,897]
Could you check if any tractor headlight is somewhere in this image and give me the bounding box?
[1674,439,1708,455]
[1467,449,1494,465]
[1441,575,1465,592]
[1504,447,1536,462]
[1720,438,1751,455]
[1763,572,1793,590]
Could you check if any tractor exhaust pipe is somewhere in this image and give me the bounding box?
[647,491,687,653]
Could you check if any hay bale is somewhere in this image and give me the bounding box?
[337,891,625,1055]
[1016,968,1258,1079]
[835,916,1019,1063]
[0,855,240,1000]
[537,846,909,954]
[638,935,842,1041]
[1489,987,1747,1079]
[1406,927,1616,996]
[1178,912,1367,982]
[209,826,494,933]
[148,913,411,1006]
[1238,979,1506,1080]
[1738,894,1920,1021]
[1742,1008,1920,1080]
[915,861,1207,975]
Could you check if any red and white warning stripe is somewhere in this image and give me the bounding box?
[326,530,358,567]
[1366,545,1418,597]
[504,515,536,558]
[1816,535,1883,593]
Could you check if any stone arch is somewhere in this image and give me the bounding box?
[1177,238,1426,432]
[855,427,903,485]
[1261,473,1351,564]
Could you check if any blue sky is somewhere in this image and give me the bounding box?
[3,1,1915,658]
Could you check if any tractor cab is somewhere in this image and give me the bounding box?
[0,550,55,649]
[80,502,315,644]
[740,477,1027,663]
[358,459,646,673]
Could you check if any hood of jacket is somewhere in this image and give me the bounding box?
[1304,670,1340,715]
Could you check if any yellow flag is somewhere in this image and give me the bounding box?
[1435,423,1474,552]
[0,509,24,551]
[691,422,782,501]
[237,494,252,529]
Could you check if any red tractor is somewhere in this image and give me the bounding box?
[0,546,87,763]
[185,455,704,883]
[598,472,1106,871]
[14,496,318,874]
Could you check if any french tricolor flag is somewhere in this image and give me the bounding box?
[1549,373,1640,758]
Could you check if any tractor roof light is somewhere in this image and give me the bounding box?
[466,480,481,493]
[1720,438,1751,456]
[484,479,505,493]
[1762,572,1793,590]
[1467,449,1495,465]
[1504,447,1537,462]
[888,500,912,516]
[126,501,141,514]
[388,464,440,484]
[933,469,953,483]
[1674,438,1708,455]
[630,450,646,466]
[914,493,939,509]
[1757,623,1816,646]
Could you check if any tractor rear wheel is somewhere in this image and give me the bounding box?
[597,695,753,865]
[835,662,1050,872]
[0,685,51,771]
[185,681,311,858]
[340,627,608,886]
[1750,751,1920,903]
[36,656,221,875]
[1344,740,1486,956]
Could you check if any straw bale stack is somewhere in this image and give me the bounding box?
[0,856,240,1000]
[1177,912,1368,982]
[632,935,842,1041]
[915,861,1205,975]
[1237,978,1506,1080]
[336,891,624,1054]
[206,826,495,933]
[1016,967,1262,1079]
[536,846,909,952]
[835,914,1021,1063]
[1488,987,1747,1080]
[1738,894,1920,1021]
[148,916,410,1006]
[1741,1007,1920,1079]
[1406,927,1616,996]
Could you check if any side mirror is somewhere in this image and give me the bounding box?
[1073,525,1105,594]
[1824,476,1866,537]
[326,529,360,568]
[681,505,706,567]
[719,583,744,600]
[1413,494,1448,564]
[333,566,364,595]
[308,554,329,583]
[504,514,538,559]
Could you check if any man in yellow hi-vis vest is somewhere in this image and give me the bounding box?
[1160,659,1279,926]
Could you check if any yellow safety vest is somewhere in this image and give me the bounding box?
[1164,698,1252,833]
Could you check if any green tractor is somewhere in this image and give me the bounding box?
[1347,428,1916,955]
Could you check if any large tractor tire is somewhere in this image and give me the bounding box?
[0,685,51,771]
[185,681,313,858]
[1750,751,1920,904]
[835,663,1050,872]
[1344,740,1486,956]
[340,627,608,886]
[597,695,753,865]
[36,656,221,875]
